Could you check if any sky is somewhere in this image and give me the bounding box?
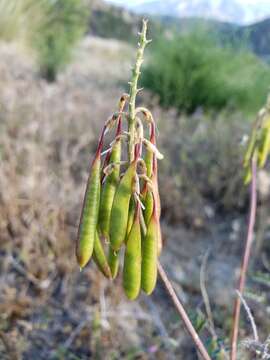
[106,0,270,5]
[105,0,153,5]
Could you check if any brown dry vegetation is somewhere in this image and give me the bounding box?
[0,36,270,359]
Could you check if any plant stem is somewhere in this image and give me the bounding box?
[129,19,211,360]
[128,19,149,162]
[157,262,212,360]
[230,157,257,360]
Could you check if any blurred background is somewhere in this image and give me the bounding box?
[0,0,270,359]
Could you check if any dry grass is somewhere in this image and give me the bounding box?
[0,36,194,360]
[0,35,269,359]
[0,37,154,359]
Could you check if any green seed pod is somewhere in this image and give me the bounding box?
[243,166,252,185]
[93,231,112,278]
[99,120,122,240]
[149,123,161,218]
[126,196,136,241]
[152,157,161,219]
[141,202,158,295]
[151,155,162,256]
[123,202,141,300]
[243,124,258,168]
[101,149,111,184]
[144,123,162,255]
[144,143,153,179]
[142,122,155,195]
[156,220,162,256]
[258,126,270,168]
[76,128,105,268]
[109,158,137,251]
[143,188,154,226]
[108,246,119,279]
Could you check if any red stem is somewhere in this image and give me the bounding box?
[230,158,257,360]
[134,142,141,161]
[96,125,106,157]
[101,115,122,183]
[150,122,156,144]
[116,116,122,136]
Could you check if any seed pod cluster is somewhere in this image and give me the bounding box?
[243,96,270,184]
[76,94,164,299]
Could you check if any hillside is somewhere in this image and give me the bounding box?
[238,18,270,59]
[89,0,139,42]
[127,0,270,25]
[89,0,163,42]
[89,1,270,59]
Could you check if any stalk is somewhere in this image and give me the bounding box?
[230,157,257,360]
[157,262,211,360]
[128,20,211,360]
[128,19,149,162]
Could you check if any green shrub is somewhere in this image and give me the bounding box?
[32,0,90,82]
[142,30,270,115]
[0,0,89,81]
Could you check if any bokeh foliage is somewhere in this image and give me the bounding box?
[32,0,90,82]
[142,30,270,115]
[0,0,90,81]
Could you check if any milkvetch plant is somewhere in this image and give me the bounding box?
[76,22,163,300]
[243,95,270,184]
[231,95,270,360]
[76,19,211,360]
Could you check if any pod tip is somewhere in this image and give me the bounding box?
[76,252,90,270]
[125,290,140,300]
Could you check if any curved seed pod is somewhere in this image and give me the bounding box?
[152,157,161,219]
[76,128,105,268]
[109,152,139,251]
[156,220,162,256]
[126,196,136,241]
[153,168,162,256]
[118,93,129,113]
[148,123,161,218]
[143,188,154,226]
[108,246,119,279]
[243,125,258,168]
[101,149,112,184]
[141,182,147,202]
[144,123,162,255]
[144,122,155,181]
[143,139,164,160]
[243,166,252,185]
[144,149,153,179]
[141,202,158,295]
[142,185,162,256]
[99,119,122,239]
[151,144,162,254]
[93,231,112,278]
[135,107,154,124]
[258,127,270,168]
[123,202,141,300]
